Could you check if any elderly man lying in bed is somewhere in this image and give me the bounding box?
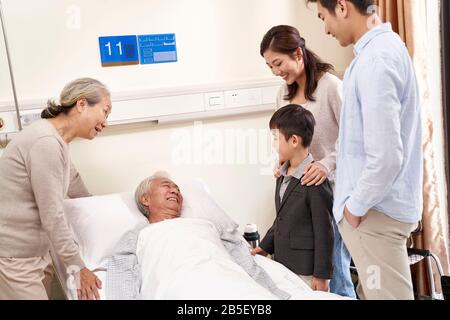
[104,173,291,300]
[134,174,183,223]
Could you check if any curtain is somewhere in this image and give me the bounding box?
[376,0,450,297]
[376,0,414,56]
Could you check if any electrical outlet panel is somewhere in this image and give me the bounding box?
[224,88,262,109]
[20,110,42,127]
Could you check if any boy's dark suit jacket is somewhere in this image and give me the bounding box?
[260,175,334,279]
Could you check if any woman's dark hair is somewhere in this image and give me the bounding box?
[260,25,334,102]
[306,0,375,15]
[270,104,316,148]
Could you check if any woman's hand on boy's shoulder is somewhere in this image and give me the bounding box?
[301,162,328,186]
[273,161,283,178]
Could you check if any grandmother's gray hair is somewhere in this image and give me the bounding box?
[134,171,170,218]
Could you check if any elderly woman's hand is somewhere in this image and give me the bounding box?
[77,267,102,300]
[301,162,328,186]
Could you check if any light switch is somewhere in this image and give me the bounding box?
[209,96,222,106]
[204,92,225,111]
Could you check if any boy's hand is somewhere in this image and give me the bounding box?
[301,162,328,186]
[311,277,329,292]
[251,247,269,257]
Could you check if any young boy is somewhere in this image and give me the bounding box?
[252,104,334,292]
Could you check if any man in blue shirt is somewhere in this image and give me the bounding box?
[307,0,422,299]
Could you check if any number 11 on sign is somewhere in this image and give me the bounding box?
[99,35,139,67]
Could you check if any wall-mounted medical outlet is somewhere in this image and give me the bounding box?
[0,112,19,134]
[20,110,42,127]
[224,88,262,109]
[204,92,225,111]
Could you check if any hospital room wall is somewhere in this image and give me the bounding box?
[0,0,353,234]
[0,0,351,100]
[68,0,352,235]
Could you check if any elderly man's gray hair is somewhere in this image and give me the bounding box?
[134,171,170,218]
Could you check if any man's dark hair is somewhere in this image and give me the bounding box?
[306,0,374,15]
[269,104,316,148]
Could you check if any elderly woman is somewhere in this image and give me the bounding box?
[0,78,112,300]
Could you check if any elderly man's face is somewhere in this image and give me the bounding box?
[144,178,183,218]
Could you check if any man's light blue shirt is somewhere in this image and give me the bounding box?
[334,23,423,224]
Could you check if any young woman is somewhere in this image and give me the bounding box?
[260,25,355,298]
[0,78,112,300]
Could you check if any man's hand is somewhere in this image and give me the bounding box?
[77,267,102,300]
[301,162,328,186]
[311,277,329,292]
[251,247,269,257]
[344,206,362,228]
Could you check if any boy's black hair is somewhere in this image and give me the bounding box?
[306,0,375,15]
[269,104,316,148]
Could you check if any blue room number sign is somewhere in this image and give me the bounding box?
[99,34,177,67]
[98,35,139,67]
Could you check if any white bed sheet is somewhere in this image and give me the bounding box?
[64,218,347,300]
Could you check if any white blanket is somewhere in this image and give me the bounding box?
[137,218,276,299]
[135,218,347,300]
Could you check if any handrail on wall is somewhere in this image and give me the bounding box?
[0,0,22,131]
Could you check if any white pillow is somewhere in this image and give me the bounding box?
[63,192,147,269]
[61,179,237,269]
[180,179,238,233]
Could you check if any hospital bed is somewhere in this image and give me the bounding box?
[53,180,348,300]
